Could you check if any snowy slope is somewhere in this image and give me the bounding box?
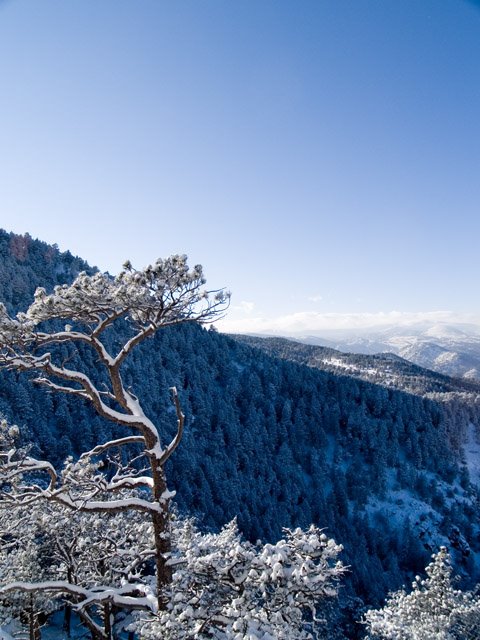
[294,322,480,380]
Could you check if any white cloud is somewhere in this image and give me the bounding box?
[308,294,323,303]
[232,301,255,314]
[217,310,480,336]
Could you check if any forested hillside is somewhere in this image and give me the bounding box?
[234,335,480,396]
[0,230,479,619]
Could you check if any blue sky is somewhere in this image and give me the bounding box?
[0,0,479,334]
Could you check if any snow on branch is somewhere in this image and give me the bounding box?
[81,435,146,459]
[0,580,157,613]
[0,425,158,515]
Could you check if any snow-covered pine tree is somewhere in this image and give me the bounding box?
[136,517,346,639]
[0,258,228,615]
[364,547,480,639]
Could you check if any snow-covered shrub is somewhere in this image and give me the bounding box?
[137,518,346,639]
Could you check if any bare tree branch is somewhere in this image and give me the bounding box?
[159,387,185,465]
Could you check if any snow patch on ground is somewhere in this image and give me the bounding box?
[434,351,458,365]
[367,489,436,526]
[1,610,134,639]
[1,612,88,640]
[463,423,480,486]
[321,357,379,377]
[321,357,399,386]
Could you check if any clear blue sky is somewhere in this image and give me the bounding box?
[1,0,479,333]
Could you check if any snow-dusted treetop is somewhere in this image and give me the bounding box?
[28,256,228,326]
[0,255,229,356]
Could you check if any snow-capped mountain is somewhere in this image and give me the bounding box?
[292,322,480,380]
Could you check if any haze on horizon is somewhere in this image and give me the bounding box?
[0,0,479,335]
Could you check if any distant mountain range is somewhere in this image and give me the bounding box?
[233,334,480,398]
[270,322,480,380]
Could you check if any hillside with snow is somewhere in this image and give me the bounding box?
[1,231,480,638]
[234,334,480,398]
[289,322,480,380]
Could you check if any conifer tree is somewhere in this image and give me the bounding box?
[364,547,480,640]
[0,256,229,616]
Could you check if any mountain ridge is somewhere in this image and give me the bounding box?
[231,334,480,398]
[289,323,480,380]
